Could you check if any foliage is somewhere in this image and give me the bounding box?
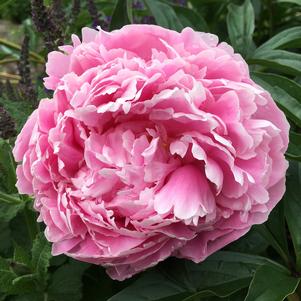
[0,0,301,300]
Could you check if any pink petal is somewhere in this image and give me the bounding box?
[154,164,215,219]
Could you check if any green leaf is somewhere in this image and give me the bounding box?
[126,0,133,23]
[287,132,301,161]
[255,203,290,266]
[266,204,289,253]
[0,193,24,223]
[0,0,14,9]
[0,221,12,257]
[244,264,300,301]
[276,0,301,4]
[110,0,133,30]
[81,266,115,301]
[171,5,209,32]
[251,72,301,127]
[227,0,255,57]
[220,289,249,301]
[10,274,37,294]
[256,27,301,52]
[109,251,280,301]
[109,270,187,301]
[13,244,31,267]
[47,260,89,301]
[0,293,6,301]
[31,233,51,288]
[0,257,17,293]
[182,278,250,300]
[144,0,183,31]
[227,227,268,254]
[249,50,301,76]
[0,191,21,204]
[0,192,27,226]
[284,161,301,271]
[184,251,276,288]
[49,254,67,267]
[9,293,44,301]
[0,138,17,194]
[10,212,34,251]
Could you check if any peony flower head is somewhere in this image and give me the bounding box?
[13,25,289,280]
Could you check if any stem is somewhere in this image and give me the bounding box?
[0,38,45,63]
[0,79,18,84]
[0,72,20,80]
[0,191,22,204]
[0,58,19,65]
[0,57,42,65]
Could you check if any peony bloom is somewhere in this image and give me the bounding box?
[13,25,289,280]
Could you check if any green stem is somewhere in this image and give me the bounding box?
[44,293,48,301]
[0,191,21,204]
[0,57,41,65]
[0,38,45,63]
[0,72,20,81]
[0,58,19,64]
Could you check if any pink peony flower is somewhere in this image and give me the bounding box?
[13,25,289,280]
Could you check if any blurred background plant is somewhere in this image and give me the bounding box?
[1,0,301,300]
